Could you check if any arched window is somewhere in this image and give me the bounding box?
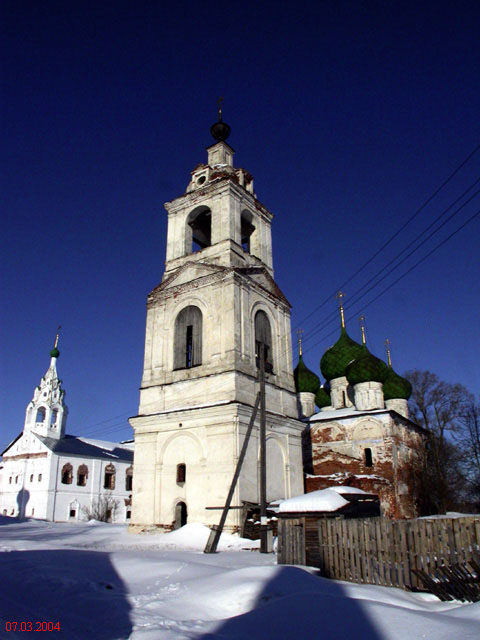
[61,463,73,485]
[36,407,46,423]
[241,210,255,253]
[255,310,273,373]
[125,466,133,491]
[104,464,116,490]
[176,463,186,484]
[188,207,211,252]
[77,464,88,486]
[364,448,373,468]
[174,306,203,369]
[51,409,58,426]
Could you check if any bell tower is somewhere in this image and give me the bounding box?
[24,329,68,440]
[130,111,304,532]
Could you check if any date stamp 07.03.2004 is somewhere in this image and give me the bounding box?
[5,622,60,632]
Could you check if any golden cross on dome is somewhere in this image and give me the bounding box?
[296,328,304,356]
[335,291,345,328]
[385,339,392,367]
[54,325,61,349]
[359,315,366,345]
[217,96,224,121]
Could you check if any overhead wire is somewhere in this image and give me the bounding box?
[300,180,480,349]
[292,141,480,333]
[73,163,480,437]
[302,206,480,355]
[7,143,478,446]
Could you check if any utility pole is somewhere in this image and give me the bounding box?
[204,393,261,554]
[259,343,269,553]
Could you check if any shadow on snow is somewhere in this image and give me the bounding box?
[0,548,132,639]
[198,565,384,640]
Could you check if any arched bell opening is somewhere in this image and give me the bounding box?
[187,206,212,253]
[241,209,255,253]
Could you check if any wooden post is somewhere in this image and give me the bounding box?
[204,393,261,553]
[259,343,269,553]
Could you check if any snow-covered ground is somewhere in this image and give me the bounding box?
[1,517,479,639]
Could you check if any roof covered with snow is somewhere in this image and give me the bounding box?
[35,434,134,462]
[279,489,345,513]
[278,487,368,513]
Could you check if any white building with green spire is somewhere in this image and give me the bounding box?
[0,336,134,522]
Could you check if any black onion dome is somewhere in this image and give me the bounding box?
[320,327,364,381]
[383,367,412,400]
[346,346,389,385]
[210,119,231,142]
[293,355,321,394]
[315,386,331,409]
[50,347,60,358]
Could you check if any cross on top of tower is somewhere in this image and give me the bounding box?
[50,325,61,358]
[210,98,231,142]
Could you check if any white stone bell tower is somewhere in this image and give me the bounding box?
[24,329,68,440]
[130,110,304,532]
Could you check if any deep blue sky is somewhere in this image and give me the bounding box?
[2,1,479,451]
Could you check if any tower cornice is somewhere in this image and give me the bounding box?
[165,176,273,222]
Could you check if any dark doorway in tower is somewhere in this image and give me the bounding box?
[175,501,187,529]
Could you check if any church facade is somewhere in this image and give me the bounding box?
[129,115,305,532]
[0,342,133,522]
[295,310,425,519]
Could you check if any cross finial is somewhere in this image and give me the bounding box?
[217,96,224,121]
[359,315,366,345]
[384,339,392,367]
[296,328,304,356]
[54,325,61,349]
[336,291,345,328]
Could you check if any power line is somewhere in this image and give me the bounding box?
[292,141,480,333]
[299,180,480,350]
[302,206,480,357]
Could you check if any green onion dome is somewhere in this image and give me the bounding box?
[50,347,60,358]
[320,328,364,381]
[383,367,412,400]
[294,355,321,394]
[315,386,331,409]
[346,346,389,385]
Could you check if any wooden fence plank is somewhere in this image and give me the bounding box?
[280,515,480,596]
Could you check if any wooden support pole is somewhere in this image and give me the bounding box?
[259,343,268,553]
[204,392,261,554]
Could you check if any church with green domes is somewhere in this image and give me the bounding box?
[293,302,425,520]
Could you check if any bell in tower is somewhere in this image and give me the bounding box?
[129,109,305,533]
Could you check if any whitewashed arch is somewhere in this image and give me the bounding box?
[158,430,206,466]
[352,419,383,442]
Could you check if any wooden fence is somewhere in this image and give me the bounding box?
[278,515,480,592]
